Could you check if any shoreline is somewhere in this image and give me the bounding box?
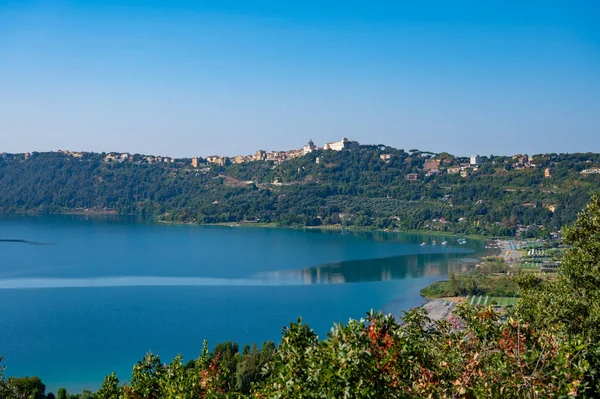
[1,211,506,241]
[416,238,515,324]
[158,219,496,241]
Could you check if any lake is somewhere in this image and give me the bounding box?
[0,215,484,393]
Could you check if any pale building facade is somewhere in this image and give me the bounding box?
[470,155,481,166]
[324,137,359,151]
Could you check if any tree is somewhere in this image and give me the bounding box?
[0,356,16,399]
[96,373,121,399]
[517,194,600,394]
[260,318,319,397]
[449,271,457,295]
[211,341,239,389]
[7,376,46,399]
[57,387,67,399]
[235,342,275,393]
[77,389,96,399]
[123,352,163,399]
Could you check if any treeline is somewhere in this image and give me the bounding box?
[1,147,599,236]
[2,196,600,397]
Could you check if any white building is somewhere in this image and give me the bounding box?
[324,137,359,151]
[470,155,481,166]
[303,139,317,155]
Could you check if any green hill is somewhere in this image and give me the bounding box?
[1,146,599,236]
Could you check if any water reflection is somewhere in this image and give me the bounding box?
[0,253,477,289]
[257,252,476,285]
[0,239,53,245]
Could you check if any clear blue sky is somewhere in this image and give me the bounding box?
[1,0,599,157]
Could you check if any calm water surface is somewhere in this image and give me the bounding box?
[0,215,484,392]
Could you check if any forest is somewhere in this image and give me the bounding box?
[1,146,599,237]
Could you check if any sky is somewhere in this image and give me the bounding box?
[0,0,599,157]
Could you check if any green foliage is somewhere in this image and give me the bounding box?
[68,390,96,399]
[57,387,67,399]
[421,258,518,298]
[123,352,164,399]
[71,390,96,399]
[96,373,121,399]
[7,375,46,399]
[234,342,275,393]
[260,318,319,398]
[0,356,16,399]
[80,307,587,398]
[1,149,599,236]
[517,194,600,393]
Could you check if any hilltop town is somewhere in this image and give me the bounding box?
[2,140,599,238]
[46,138,360,168]
[36,137,600,184]
[199,137,359,167]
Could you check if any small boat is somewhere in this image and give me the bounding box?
[442,240,448,246]
[458,238,467,245]
[432,240,437,246]
[420,242,426,247]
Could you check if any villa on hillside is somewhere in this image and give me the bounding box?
[323,137,359,151]
[405,173,419,182]
[581,168,600,174]
[206,156,230,166]
[423,159,441,171]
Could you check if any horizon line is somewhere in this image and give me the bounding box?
[2,142,596,161]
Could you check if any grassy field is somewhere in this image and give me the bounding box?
[465,295,519,307]
[520,261,541,273]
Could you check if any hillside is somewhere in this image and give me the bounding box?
[1,146,599,236]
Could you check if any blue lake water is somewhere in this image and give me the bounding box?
[0,215,484,393]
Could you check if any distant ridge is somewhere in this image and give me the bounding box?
[1,146,599,237]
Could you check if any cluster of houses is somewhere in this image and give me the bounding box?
[52,146,555,184]
[57,149,178,165]
[404,154,483,181]
[59,150,84,158]
[9,139,360,169]
[193,138,359,168]
[581,168,600,174]
[103,152,175,164]
[15,145,597,184]
[511,154,537,170]
[401,153,561,182]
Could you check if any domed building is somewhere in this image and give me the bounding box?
[303,139,317,155]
